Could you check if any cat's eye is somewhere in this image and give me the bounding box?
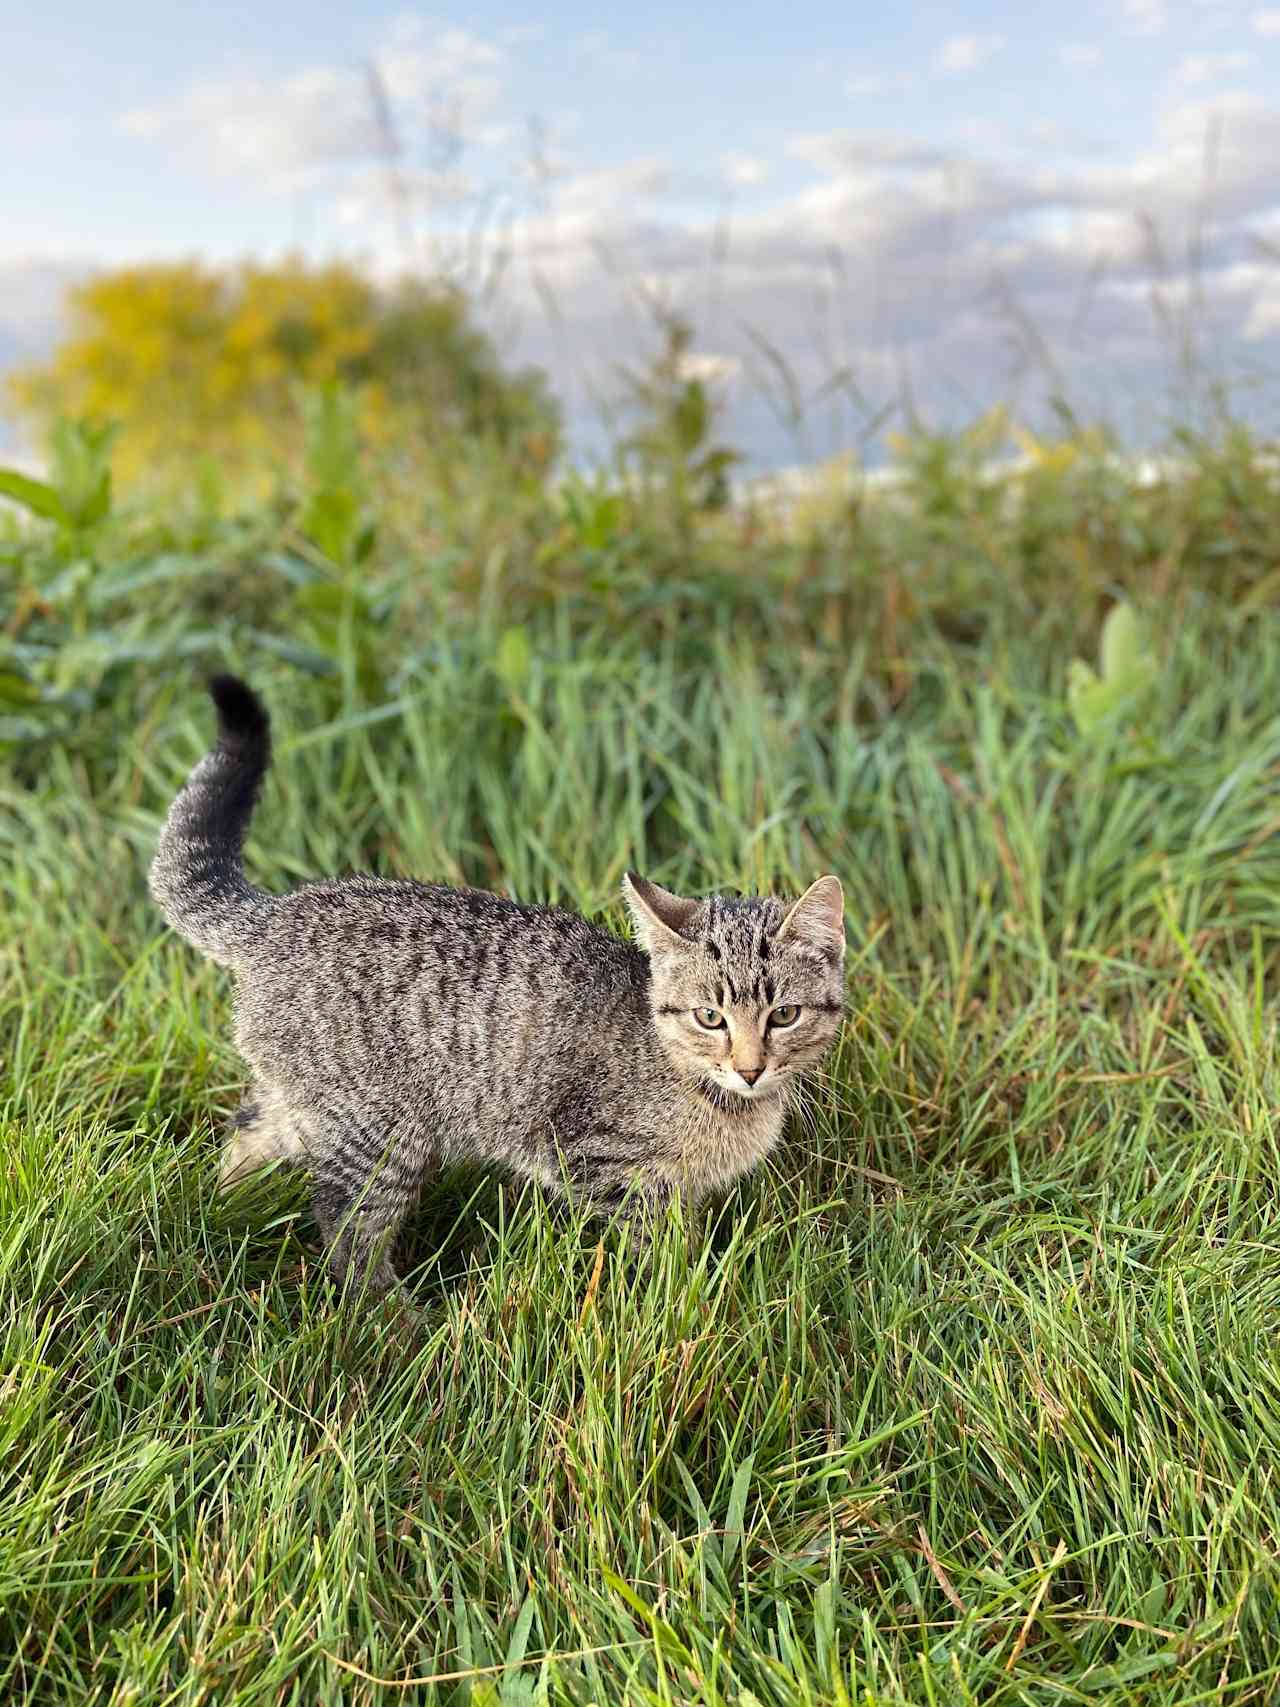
[693,1007,726,1030]
[770,1004,801,1028]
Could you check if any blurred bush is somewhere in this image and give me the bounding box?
[7,258,560,487]
[618,314,743,533]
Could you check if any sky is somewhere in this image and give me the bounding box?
[4,0,1280,466]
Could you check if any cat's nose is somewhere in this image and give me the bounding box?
[738,1067,764,1086]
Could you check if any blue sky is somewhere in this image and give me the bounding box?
[5,0,1280,464]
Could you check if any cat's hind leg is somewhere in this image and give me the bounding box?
[218,1083,307,1191]
[309,1130,426,1301]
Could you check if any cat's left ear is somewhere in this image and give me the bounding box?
[777,875,845,961]
[623,871,699,955]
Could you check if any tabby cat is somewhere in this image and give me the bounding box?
[150,677,846,1297]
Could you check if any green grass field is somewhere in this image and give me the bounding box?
[4,427,1280,1703]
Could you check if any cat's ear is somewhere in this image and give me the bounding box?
[777,875,845,961]
[623,872,698,955]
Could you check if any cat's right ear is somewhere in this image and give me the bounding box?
[623,872,698,955]
[776,874,845,962]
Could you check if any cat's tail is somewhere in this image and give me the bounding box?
[149,675,276,968]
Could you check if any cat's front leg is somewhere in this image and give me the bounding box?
[588,1174,680,1255]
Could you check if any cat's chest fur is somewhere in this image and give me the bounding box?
[656,1088,789,1198]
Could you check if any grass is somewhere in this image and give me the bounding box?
[3,421,1280,1703]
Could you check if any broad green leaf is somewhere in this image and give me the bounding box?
[1067,659,1103,735]
[301,489,359,565]
[1068,603,1156,735]
[503,1593,536,1674]
[1082,1651,1178,1687]
[721,1453,754,1568]
[297,581,359,620]
[1100,600,1147,683]
[496,625,532,693]
[0,670,42,707]
[302,381,364,495]
[47,418,116,529]
[0,468,67,524]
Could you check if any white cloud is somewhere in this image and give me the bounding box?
[1110,90,1280,218]
[1172,51,1253,86]
[722,153,769,188]
[1121,0,1169,34]
[506,90,1280,456]
[1244,281,1280,338]
[787,131,951,173]
[122,66,380,179]
[1253,10,1280,35]
[381,16,501,79]
[121,20,509,187]
[1024,119,1106,156]
[675,350,740,384]
[937,35,1005,76]
[846,69,917,98]
[333,164,478,227]
[85,25,1280,462]
[0,258,84,361]
[555,160,673,217]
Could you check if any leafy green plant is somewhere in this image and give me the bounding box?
[0,417,116,553]
[619,313,743,531]
[1067,600,1158,734]
[248,385,387,699]
[885,406,1010,529]
[0,419,129,743]
[555,473,627,556]
[296,383,376,573]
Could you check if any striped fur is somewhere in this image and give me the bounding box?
[150,678,846,1298]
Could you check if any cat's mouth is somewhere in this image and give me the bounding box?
[695,1073,780,1111]
[723,1068,781,1099]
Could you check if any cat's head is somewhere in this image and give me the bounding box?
[623,872,845,1103]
